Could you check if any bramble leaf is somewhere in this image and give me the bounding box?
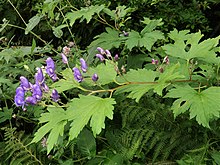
[165,85,220,128]
[31,107,67,154]
[67,95,116,141]
[162,29,220,63]
[65,5,105,26]
[89,27,124,50]
[115,69,157,102]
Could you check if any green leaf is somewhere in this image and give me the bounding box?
[0,18,9,32]
[67,95,116,141]
[165,85,220,128]
[51,68,79,92]
[76,128,96,158]
[162,29,220,63]
[31,106,67,154]
[89,27,124,50]
[88,60,117,85]
[211,151,220,164]
[31,38,36,55]
[116,69,157,102]
[154,63,185,96]
[52,24,68,38]
[65,5,105,26]
[25,14,43,35]
[141,18,163,33]
[0,109,12,123]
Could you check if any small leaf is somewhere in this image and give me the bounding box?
[0,109,13,124]
[25,14,43,35]
[52,24,68,38]
[67,95,116,141]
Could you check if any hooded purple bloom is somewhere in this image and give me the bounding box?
[97,47,105,55]
[61,53,68,64]
[51,89,59,102]
[20,76,30,91]
[35,68,44,85]
[14,87,25,107]
[114,54,119,61]
[42,83,49,93]
[32,84,42,101]
[25,96,37,105]
[95,54,105,62]
[46,57,58,81]
[73,67,83,82]
[80,58,88,73]
[92,73,98,82]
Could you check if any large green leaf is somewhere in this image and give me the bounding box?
[115,69,157,102]
[162,29,220,63]
[65,5,105,26]
[66,95,116,141]
[165,85,220,128]
[31,107,67,154]
[25,14,43,35]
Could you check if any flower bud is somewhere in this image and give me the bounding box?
[73,67,83,82]
[95,54,105,62]
[163,56,169,65]
[35,67,44,85]
[80,58,88,73]
[60,53,68,64]
[51,89,60,102]
[114,54,119,61]
[20,76,30,91]
[152,59,159,65]
[92,73,98,82]
[97,47,105,55]
[62,46,70,55]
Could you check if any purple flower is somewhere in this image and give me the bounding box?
[80,58,88,73]
[20,76,30,91]
[92,73,98,82]
[152,59,159,65]
[73,67,83,82]
[114,54,119,61]
[95,54,105,62]
[105,50,112,59]
[51,89,59,102]
[25,96,37,105]
[14,87,25,107]
[97,47,105,55]
[123,31,129,37]
[46,57,58,81]
[60,53,68,64]
[35,68,44,85]
[32,84,42,101]
[42,83,49,93]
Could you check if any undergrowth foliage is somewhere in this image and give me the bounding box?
[1,0,220,164]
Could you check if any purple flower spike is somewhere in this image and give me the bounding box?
[32,84,42,101]
[97,47,105,55]
[61,53,68,64]
[51,89,60,102]
[80,58,88,73]
[25,96,37,105]
[95,54,105,62]
[92,73,98,82]
[14,87,25,107]
[73,67,83,82]
[20,76,30,91]
[35,68,44,85]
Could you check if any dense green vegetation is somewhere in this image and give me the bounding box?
[1,0,220,164]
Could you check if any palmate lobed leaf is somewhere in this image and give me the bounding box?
[165,85,220,128]
[66,95,116,141]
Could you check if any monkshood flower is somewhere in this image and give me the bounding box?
[35,67,44,85]
[92,73,98,82]
[46,57,58,81]
[51,89,60,102]
[25,96,37,105]
[105,50,112,59]
[14,87,25,107]
[97,47,105,55]
[32,84,42,101]
[73,67,83,82]
[114,54,119,61]
[95,54,105,62]
[20,76,31,91]
[80,58,88,73]
[60,53,68,64]
[152,59,159,65]
[62,46,70,55]
[163,56,169,65]
[41,82,49,93]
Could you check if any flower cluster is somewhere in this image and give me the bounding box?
[72,58,98,83]
[152,56,170,73]
[14,58,60,110]
[95,47,119,62]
